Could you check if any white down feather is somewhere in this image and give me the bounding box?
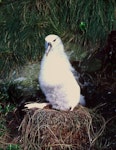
[39,34,85,111]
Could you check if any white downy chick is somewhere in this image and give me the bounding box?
[39,34,85,111]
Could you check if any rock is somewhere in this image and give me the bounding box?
[5,62,45,106]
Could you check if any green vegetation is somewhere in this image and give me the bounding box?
[0,0,116,78]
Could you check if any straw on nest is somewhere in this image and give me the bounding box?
[19,105,105,150]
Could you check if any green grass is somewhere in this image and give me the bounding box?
[0,0,116,78]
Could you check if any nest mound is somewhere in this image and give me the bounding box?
[20,106,105,150]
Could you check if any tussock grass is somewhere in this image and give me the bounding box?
[0,0,116,77]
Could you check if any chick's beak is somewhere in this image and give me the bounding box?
[45,42,52,56]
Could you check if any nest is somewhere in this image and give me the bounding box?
[19,106,105,150]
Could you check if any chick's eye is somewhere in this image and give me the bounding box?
[53,39,56,42]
